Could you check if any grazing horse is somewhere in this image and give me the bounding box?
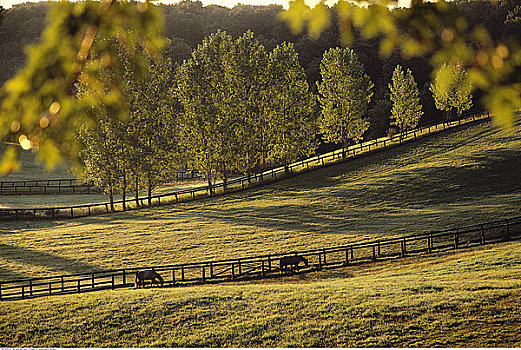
[135,270,164,288]
[280,255,309,273]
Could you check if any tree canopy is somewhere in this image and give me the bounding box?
[389,65,423,133]
[317,47,373,154]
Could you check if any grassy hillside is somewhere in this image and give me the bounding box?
[2,240,520,347]
[0,120,520,281]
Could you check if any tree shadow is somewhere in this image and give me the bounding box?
[0,243,103,281]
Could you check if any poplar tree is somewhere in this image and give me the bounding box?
[430,63,473,121]
[126,53,180,206]
[388,65,423,135]
[224,30,270,180]
[177,31,236,193]
[317,47,373,157]
[78,112,127,212]
[267,42,318,170]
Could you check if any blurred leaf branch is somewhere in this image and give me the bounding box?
[0,0,165,174]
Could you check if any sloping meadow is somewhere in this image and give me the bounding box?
[1,120,521,281]
[1,240,520,347]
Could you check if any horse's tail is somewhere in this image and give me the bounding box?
[135,273,140,288]
[301,256,309,267]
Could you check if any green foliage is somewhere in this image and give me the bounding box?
[77,41,180,207]
[389,65,423,133]
[224,30,270,175]
[317,47,373,150]
[430,63,473,120]
[267,42,318,166]
[177,30,236,189]
[0,0,166,174]
[283,0,521,128]
[125,52,181,203]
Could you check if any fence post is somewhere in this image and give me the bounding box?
[123,270,126,286]
[428,233,432,253]
[0,283,2,300]
[238,260,242,276]
[22,285,25,299]
[401,239,406,257]
[262,260,265,276]
[268,255,271,271]
[318,253,322,269]
[112,274,115,290]
[172,269,176,285]
[377,242,381,257]
[77,280,81,292]
[350,246,354,261]
[92,273,95,289]
[454,230,459,249]
[202,266,206,283]
[323,249,327,265]
[345,249,349,265]
[181,266,185,281]
[210,263,214,278]
[232,263,235,279]
[49,282,52,296]
[30,279,33,296]
[372,245,376,261]
[505,219,511,241]
[480,224,485,244]
[61,276,64,292]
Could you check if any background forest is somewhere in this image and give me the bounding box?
[1,0,518,133]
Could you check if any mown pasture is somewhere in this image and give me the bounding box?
[1,240,520,347]
[0,120,520,281]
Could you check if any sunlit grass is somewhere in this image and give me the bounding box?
[0,120,520,282]
[2,240,520,347]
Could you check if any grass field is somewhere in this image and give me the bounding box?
[0,120,521,281]
[1,240,520,347]
[1,119,521,347]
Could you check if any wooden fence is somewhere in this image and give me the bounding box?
[1,215,519,301]
[0,179,100,195]
[0,112,489,220]
[0,171,203,196]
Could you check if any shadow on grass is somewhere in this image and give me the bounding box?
[178,142,521,236]
[0,243,103,280]
[0,265,30,281]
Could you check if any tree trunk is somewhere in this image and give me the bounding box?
[147,173,152,206]
[109,186,114,212]
[135,175,139,207]
[341,125,346,158]
[207,172,213,196]
[122,172,127,211]
[223,162,228,191]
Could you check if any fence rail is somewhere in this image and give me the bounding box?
[1,215,519,301]
[0,171,203,196]
[0,112,490,220]
[0,179,101,195]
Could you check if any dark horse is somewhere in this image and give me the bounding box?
[135,270,164,288]
[280,255,309,273]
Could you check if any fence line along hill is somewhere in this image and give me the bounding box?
[1,214,518,301]
[0,112,489,220]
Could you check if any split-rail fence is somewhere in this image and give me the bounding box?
[1,215,519,301]
[0,112,490,220]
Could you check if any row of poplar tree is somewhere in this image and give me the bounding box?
[78,30,472,208]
